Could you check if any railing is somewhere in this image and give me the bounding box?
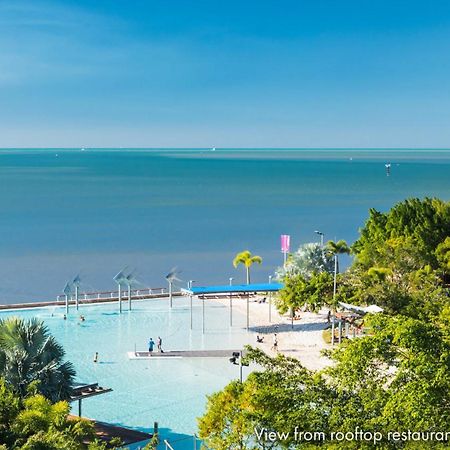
[164,440,175,450]
[163,434,207,449]
[56,287,168,302]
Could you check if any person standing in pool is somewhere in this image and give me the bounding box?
[148,338,155,355]
[157,336,163,353]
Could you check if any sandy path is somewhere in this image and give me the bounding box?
[214,295,332,371]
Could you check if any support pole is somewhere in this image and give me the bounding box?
[78,399,82,417]
[269,291,272,322]
[190,295,193,330]
[65,294,69,315]
[331,317,335,346]
[118,284,122,313]
[338,320,342,344]
[128,285,132,311]
[75,285,79,311]
[246,294,249,331]
[333,254,338,300]
[239,350,243,383]
[169,281,173,308]
[202,297,205,334]
[229,294,233,327]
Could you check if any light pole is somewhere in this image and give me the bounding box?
[333,254,338,301]
[229,277,233,327]
[188,280,195,330]
[268,275,272,322]
[229,351,248,383]
[314,230,324,247]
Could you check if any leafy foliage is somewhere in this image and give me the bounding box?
[200,315,450,449]
[276,272,334,314]
[200,198,450,449]
[276,242,334,280]
[0,317,76,402]
[0,378,158,450]
[352,197,450,271]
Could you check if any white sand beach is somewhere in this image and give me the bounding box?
[215,296,332,371]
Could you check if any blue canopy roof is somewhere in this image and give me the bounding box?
[183,282,283,296]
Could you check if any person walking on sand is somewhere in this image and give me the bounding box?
[157,336,163,353]
[271,333,278,352]
[148,338,155,355]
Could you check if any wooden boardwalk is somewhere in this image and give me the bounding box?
[128,349,245,359]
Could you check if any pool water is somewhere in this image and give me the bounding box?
[0,297,256,448]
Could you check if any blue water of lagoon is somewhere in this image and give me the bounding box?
[0,296,257,448]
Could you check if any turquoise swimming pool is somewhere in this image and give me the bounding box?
[0,297,255,449]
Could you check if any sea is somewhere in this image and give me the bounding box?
[1,148,450,305]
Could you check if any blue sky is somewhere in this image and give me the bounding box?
[1,0,450,147]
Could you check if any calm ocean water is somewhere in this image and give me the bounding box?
[1,148,450,304]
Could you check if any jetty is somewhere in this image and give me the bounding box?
[128,349,247,359]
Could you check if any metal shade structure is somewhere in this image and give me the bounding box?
[165,267,181,308]
[73,275,81,310]
[62,282,72,314]
[182,282,283,333]
[62,275,82,312]
[113,269,128,313]
[124,272,137,311]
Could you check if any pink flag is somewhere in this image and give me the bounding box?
[280,234,290,253]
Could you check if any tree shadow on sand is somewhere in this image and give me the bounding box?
[249,320,328,335]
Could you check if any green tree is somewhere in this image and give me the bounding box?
[436,237,450,275]
[0,377,21,447]
[352,198,450,271]
[0,378,96,450]
[276,272,334,315]
[198,380,257,450]
[0,317,76,402]
[199,313,450,449]
[276,242,333,280]
[233,251,263,284]
[326,239,350,274]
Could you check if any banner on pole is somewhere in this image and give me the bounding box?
[280,234,290,253]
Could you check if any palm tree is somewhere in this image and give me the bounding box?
[326,240,351,273]
[326,240,351,308]
[0,317,76,402]
[232,250,262,284]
